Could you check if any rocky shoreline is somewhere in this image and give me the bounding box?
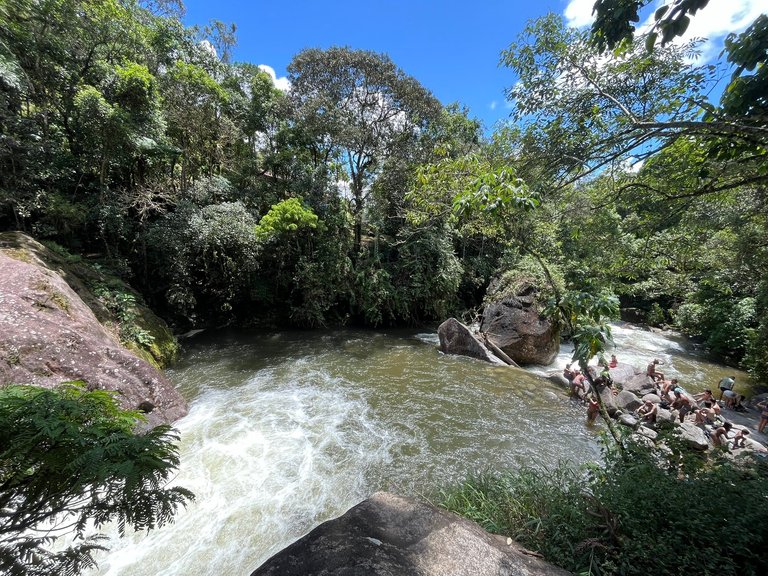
[548,362,768,455]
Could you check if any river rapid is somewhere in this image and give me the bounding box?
[93,324,747,576]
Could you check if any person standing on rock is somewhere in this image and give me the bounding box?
[712,421,733,447]
[758,400,768,434]
[571,370,587,399]
[646,359,665,383]
[718,375,736,400]
[586,396,600,423]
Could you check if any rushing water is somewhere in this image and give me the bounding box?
[93,325,747,576]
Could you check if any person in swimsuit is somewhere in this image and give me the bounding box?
[587,396,600,423]
[670,390,692,422]
[571,370,587,398]
[758,400,768,434]
[712,422,733,447]
[732,428,750,448]
[637,400,658,424]
[647,359,665,383]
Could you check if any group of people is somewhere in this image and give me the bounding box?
[569,355,759,451]
[563,355,619,424]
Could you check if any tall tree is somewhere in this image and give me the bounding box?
[287,47,442,255]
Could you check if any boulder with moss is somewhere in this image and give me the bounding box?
[0,232,186,425]
[480,282,560,366]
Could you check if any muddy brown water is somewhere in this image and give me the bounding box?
[93,325,749,575]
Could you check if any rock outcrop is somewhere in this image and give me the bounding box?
[0,234,186,426]
[620,373,657,397]
[438,318,498,364]
[252,492,572,576]
[480,283,559,365]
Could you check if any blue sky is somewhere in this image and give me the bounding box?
[182,0,765,131]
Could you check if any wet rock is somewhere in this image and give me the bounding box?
[621,374,656,397]
[615,390,642,413]
[542,390,560,402]
[607,364,637,386]
[0,239,186,426]
[642,393,662,404]
[479,284,559,365]
[437,318,497,363]
[251,492,572,576]
[656,407,675,423]
[597,385,618,417]
[677,423,709,451]
[618,413,638,428]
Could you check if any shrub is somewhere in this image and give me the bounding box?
[437,436,768,576]
[0,383,193,576]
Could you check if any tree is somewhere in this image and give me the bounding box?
[0,382,193,576]
[287,47,443,255]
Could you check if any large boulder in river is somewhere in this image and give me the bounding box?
[480,283,559,365]
[252,492,572,576]
[621,373,657,397]
[677,423,709,451]
[438,318,497,363]
[0,233,186,426]
[615,390,642,413]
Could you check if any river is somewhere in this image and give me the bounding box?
[93,324,748,575]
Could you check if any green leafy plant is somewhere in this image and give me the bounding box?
[438,435,768,576]
[0,382,193,576]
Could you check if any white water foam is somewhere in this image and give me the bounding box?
[94,367,401,576]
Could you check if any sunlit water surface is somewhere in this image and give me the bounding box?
[94,325,745,575]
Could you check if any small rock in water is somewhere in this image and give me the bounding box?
[366,537,382,546]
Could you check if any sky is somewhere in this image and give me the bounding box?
[182,0,766,131]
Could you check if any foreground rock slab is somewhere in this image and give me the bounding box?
[0,247,186,426]
[252,492,571,576]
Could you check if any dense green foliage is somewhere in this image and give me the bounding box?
[1,0,765,382]
[0,383,192,576]
[438,437,768,576]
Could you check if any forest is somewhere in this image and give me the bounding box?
[2,0,766,383]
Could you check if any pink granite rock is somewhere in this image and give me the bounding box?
[0,248,187,427]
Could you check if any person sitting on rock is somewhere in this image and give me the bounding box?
[670,390,693,422]
[563,363,575,384]
[712,421,733,447]
[732,428,750,449]
[693,390,721,415]
[647,359,665,383]
[609,354,618,368]
[637,400,658,424]
[694,401,718,425]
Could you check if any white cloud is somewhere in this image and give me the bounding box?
[257,64,291,92]
[489,100,498,110]
[564,0,765,63]
[564,0,597,28]
[652,0,766,62]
